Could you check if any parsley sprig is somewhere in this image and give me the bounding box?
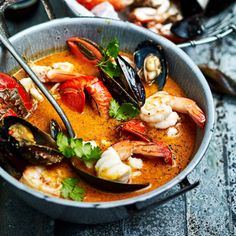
[97,39,121,78]
[109,99,140,121]
[60,178,85,201]
[56,133,102,162]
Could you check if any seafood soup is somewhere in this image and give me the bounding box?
[0,38,205,202]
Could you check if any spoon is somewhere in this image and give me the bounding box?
[0,1,149,192]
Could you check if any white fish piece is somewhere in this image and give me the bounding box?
[128,157,143,170]
[95,147,131,183]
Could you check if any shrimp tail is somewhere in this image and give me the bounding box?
[187,104,206,129]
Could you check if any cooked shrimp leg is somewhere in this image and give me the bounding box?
[112,140,172,164]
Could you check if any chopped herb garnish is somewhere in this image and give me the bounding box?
[56,133,102,162]
[97,38,121,78]
[105,39,119,58]
[109,99,140,121]
[61,178,85,201]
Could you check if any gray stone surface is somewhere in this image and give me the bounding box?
[0,1,235,235]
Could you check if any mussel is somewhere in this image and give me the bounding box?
[0,116,64,166]
[134,40,168,90]
[100,55,146,107]
[67,37,146,108]
[171,0,235,39]
[199,64,236,97]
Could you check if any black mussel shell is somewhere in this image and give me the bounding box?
[116,55,145,107]
[134,40,168,90]
[179,0,204,17]
[0,142,25,179]
[100,56,146,108]
[2,116,64,165]
[50,119,61,140]
[170,15,204,39]
[71,159,149,193]
[199,65,236,97]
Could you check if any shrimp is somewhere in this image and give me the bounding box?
[95,140,172,183]
[20,163,74,197]
[30,62,81,83]
[140,91,206,128]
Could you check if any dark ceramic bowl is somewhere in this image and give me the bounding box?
[0,18,214,224]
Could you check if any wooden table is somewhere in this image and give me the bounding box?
[0,1,235,235]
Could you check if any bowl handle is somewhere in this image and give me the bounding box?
[126,177,199,213]
[178,24,236,48]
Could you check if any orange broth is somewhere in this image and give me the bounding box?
[14,51,196,202]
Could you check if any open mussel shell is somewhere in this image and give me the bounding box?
[134,40,168,90]
[199,64,236,97]
[100,55,146,108]
[116,55,146,106]
[71,159,149,193]
[2,116,64,165]
[0,142,25,179]
[170,14,204,39]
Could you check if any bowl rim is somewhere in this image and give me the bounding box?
[0,17,215,209]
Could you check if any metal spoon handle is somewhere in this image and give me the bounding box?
[178,24,236,48]
[40,0,55,20]
[0,33,75,138]
[0,11,8,36]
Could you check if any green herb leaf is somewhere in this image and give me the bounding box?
[100,61,121,79]
[108,99,140,121]
[109,99,120,118]
[89,146,103,160]
[56,133,74,157]
[61,178,85,201]
[56,133,102,162]
[105,39,119,58]
[97,39,121,79]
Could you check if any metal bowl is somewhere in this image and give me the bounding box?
[0,17,214,224]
